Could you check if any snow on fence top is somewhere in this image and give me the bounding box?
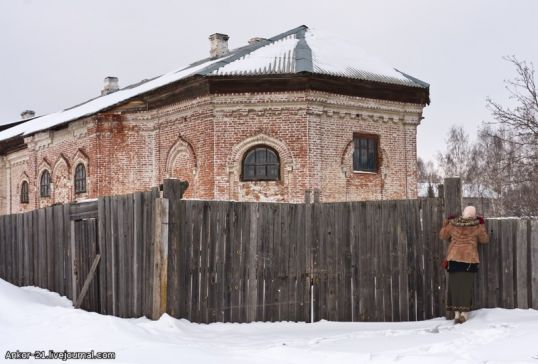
[0,25,428,143]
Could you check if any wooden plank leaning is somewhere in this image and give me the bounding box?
[75,254,102,309]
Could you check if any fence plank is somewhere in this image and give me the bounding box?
[230,202,242,322]
[97,197,107,314]
[132,192,142,317]
[236,202,248,322]
[206,202,218,323]
[105,196,115,315]
[52,206,63,295]
[421,199,433,319]
[127,194,135,317]
[247,203,258,322]
[486,219,501,307]
[217,201,228,322]
[150,198,169,320]
[182,200,193,320]
[279,203,290,321]
[37,208,46,288]
[117,196,126,317]
[200,202,211,323]
[46,207,55,292]
[530,220,538,309]
[301,203,314,322]
[257,203,268,321]
[16,214,24,286]
[500,220,515,308]
[397,201,409,321]
[515,219,528,309]
[428,198,441,317]
[23,212,32,286]
[189,201,201,322]
[163,180,183,318]
[112,195,120,316]
[9,214,15,284]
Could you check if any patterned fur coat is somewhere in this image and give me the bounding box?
[439,216,489,264]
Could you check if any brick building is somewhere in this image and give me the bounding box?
[0,25,429,215]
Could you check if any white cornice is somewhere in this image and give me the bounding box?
[5,149,29,166]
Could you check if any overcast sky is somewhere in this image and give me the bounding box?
[1,0,537,160]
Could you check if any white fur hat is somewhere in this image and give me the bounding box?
[463,206,477,218]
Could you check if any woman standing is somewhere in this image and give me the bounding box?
[439,206,489,324]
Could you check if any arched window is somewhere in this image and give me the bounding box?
[20,181,29,204]
[74,163,87,194]
[40,170,51,197]
[242,146,280,181]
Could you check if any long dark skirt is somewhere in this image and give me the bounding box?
[447,271,475,312]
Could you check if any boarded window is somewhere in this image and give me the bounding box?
[40,170,51,197]
[353,133,379,172]
[20,181,29,204]
[75,163,87,194]
[242,146,280,181]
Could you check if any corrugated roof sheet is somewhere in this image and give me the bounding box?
[0,25,428,143]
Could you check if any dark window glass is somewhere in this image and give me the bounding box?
[242,146,280,181]
[353,134,379,172]
[40,171,51,197]
[75,163,87,194]
[21,181,29,204]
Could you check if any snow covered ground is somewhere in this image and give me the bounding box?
[1,279,537,363]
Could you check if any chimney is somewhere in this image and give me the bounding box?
[248,37,266,45]
[101,76,119,95]
[21,110,35,120]
[209,33,229,59]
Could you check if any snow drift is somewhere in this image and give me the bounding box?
[1,278,537,363]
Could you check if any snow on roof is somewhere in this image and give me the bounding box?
[308,29,423,87]
[0,58,222,142]
[210,33,300,75]
[0,25,428,144]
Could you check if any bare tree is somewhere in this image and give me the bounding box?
[417,157,428,183]
[484,56,538,215]
[437,125,472,180]
[470,125,512,215]
[417,157,441,197]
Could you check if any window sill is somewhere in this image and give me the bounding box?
[352,170,378,175]
[240,180,280,183]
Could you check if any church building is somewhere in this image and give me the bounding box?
[0,25,429,215]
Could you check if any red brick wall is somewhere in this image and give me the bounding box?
[0,90,424,215]
[213,92,309,202]
[308,92,421,201]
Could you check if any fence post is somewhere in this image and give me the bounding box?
[162,179,186,317]
[313,189,321,203]
[151,197,169,320]
[304,189,311,204]
[443,177,462,218]
[437,184,444,199]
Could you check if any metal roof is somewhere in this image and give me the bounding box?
[204,25,428,88]
[0,25,428,143]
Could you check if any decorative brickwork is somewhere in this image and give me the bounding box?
[0,89,425,215]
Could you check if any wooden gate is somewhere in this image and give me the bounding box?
[70,203,100,312]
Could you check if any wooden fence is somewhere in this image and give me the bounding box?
[165,198,538,323]
[1,179,537,323]
[0,188,161,317]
